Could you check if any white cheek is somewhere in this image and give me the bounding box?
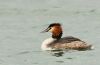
[49,27,54,32]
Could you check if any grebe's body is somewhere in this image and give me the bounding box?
[41,23,93,51]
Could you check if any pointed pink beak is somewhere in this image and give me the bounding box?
[41,27,51,33]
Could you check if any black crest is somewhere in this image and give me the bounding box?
[49,23,61,27]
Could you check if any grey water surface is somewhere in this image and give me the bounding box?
[0,0,100,65]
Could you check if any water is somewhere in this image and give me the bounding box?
[0,0,100,65]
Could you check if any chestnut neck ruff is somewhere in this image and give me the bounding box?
[52,32,63,40]
[48,23,62,40]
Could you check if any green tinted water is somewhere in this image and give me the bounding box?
[0,0,99,65]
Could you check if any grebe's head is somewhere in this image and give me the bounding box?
[42,23,63,39]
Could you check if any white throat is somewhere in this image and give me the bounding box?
[41,38,56,50]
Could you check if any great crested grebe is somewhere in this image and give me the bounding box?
[41,23,93,51]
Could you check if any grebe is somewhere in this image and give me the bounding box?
[41,23,93,51]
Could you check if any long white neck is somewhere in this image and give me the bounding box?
[41,38,56,50]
